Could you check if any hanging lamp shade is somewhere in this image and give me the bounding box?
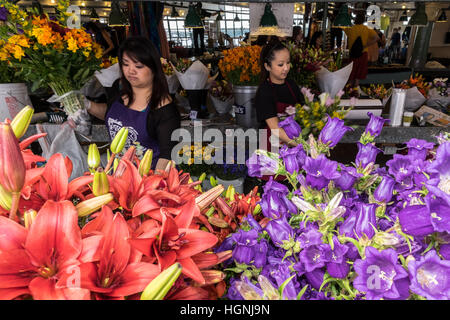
[408,2,428,26]
[259,3,277,27]
[234,14,240,22]
[171,6,180,18]
[90,8,100,21]
[333,4,352,28]
[399,10,408,22]
[437,10,447,22]
[108,2,125,26]
[184,4,203,28]
[216,11,223,21]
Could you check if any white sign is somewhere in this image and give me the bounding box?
[66,5,81,29]
[249,3,294,37]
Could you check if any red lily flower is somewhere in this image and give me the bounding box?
[0,200,90,300]
[61,206,160,299]
[129,198,218,284]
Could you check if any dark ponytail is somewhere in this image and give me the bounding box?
[259,39,288,84]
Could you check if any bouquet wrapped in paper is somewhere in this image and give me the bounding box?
[397,74,432,112]
[315,62,353,97]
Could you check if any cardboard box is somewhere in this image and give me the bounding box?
[414,105,450,127]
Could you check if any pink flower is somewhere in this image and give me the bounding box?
[285,105,296,116]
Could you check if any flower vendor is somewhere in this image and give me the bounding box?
[85,36,180,171]
[255,40,304,152]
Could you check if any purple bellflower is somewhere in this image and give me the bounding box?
[354,203,378,239]
[231,229,259,264]
[334,165,362,190]
[279,144,307,174]
[355,142,383,169]
[398,204,434,237]
[373,175,396,203]
[425,190,450,233]
[299,244,332,272]
[406,138,435,161]
[278,115,302,139]
[365,112,390,137]
[386,154,415,183]
[303,154,341,190]
[427,141,450,195]
[408,250,450,300]
[264,216,295,248]
[353,247,410,300]
[318,115,354,148]
[246,150,280,178]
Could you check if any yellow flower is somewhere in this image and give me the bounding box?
[12,45,25,60]
[0,51,9,61]
[66,37,78,52]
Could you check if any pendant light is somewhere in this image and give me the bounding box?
[216,11,223,21]
[234,14,240,22]
[408,2,428,26]
[437,10,447,23]
[171,6,180,18]
[108,1,124,26]
[184,3,203,28]
[333,4,352,28]
[399,10,408,22]
[259,3,277,27]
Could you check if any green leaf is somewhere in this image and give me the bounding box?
[296,285,309,300]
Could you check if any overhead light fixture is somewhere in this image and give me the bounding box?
[108,1,129,27]
[234,14,240,22]
[184,3,203,28]
[437,10,447,22]
[400,10,408,22]
[90,8,100,21]
[333,4,352,28]
[171,6,179,18]
[81,1,85,7]
[216,11,223,21]
[260,3,277,27]
[408,2,428,26]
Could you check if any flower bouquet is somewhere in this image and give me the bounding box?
[0,109,232,300]
[161,57,179,94]
[286,42,332,92]
[0,0,103,135]
[218,45,261,86]
[209,80,234,115]
[294,87,353,139]
[425,78,450,114]
[361,84,392,100]
[218,108,450,300]
[177,143,215,178]
[397,73,432,112]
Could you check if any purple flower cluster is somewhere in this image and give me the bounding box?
[223,111,450,300]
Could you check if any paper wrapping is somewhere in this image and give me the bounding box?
[315,62,353,97]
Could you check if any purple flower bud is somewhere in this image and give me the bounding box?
[354,203,378,239]
[398,204,434,237]
[265,216,294,247]
[280,144,307,174]
[303,154,341,190]
[318,115,354,148]
[334,165,362,190]
[406,138,435,161]
[355,142,383,169]
[353,247,410,300]
[305,269,326,290]
[253,239,268,268]
[260,190,287,219]
[408,250,450,300]
[365,112,390,137]
[279,115,302,139]
[374,175,396,203]
[338,208,358,238]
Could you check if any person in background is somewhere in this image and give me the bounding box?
[255,40,304,150]
[308,31,323,49]
[367,28,386,65]
[289,26,304,46]
[192,2,211,56]
[344,13,379,88]
[390,28,401,61]
[84,36,181,171]
[85,21,117,58]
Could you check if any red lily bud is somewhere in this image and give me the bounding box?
[0,122,26,193]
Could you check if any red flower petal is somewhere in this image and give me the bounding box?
[0,216,27,250]
[108,262,159,297]
[176,229,218,260]
[131,195,160,217]
[174,198,197,229]
[178,257,205,284]
[0,287,30,300]
[38,154,69,201]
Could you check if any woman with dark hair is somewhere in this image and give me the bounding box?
[308,31,323,49]
[255,40,304,150]
[289,26,304,46]
[84,36,181,171]
[85,21,116,57]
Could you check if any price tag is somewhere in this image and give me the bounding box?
[189,110,198,120]
[233,104,245,115]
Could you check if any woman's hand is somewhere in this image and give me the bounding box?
[84,97,107,121]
